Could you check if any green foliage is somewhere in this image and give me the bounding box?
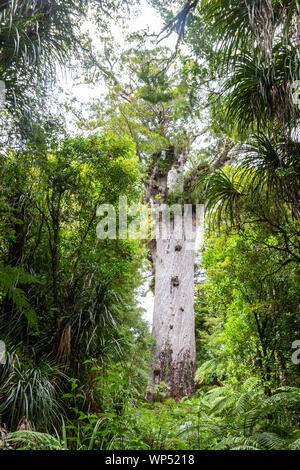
[0,0,84,116]
[3,379,300,450]
[194,226,300,392]
[0,351,63,430]
[0,132,150,431]
[0,262,39,329]
[0,0,299,453]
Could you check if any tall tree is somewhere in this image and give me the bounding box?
[83,44,204,395]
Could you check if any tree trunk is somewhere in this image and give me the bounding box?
[149,216,196,397]
[144,143,198,397]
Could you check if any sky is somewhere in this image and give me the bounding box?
[61,0,177,107]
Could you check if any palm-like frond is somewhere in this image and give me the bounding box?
[203,168,244,228]
[200,0,257,66]
[0,1,85,115]
[243,134,285,171]
[197,130,300,231]
[240,133,300,213]
[222,53,296,133]
[224,54,271,132]
[201,0,298,65]
[0,351,63,430]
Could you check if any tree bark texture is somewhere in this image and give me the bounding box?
[145,145,197,397]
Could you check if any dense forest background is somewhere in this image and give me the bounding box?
[0,0,299,450]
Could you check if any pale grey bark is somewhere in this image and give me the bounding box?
[149,212,196,396]
[146,147,197,397]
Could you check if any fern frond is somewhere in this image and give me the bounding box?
[7,430,64,450]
